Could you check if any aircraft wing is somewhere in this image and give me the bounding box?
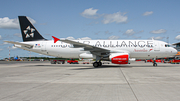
[4,41,33,49]
[62,39,110,51]
[52,36,110,56]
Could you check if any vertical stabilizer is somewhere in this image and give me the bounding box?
[18,16,45,42]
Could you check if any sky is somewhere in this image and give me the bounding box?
[0,0,180,59]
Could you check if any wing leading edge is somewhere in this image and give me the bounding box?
[52,36,110,56]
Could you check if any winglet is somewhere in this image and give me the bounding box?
[52,36,60,43]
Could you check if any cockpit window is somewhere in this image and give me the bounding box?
[165,44,170,47]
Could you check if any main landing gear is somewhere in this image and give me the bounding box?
[93,61,102,67]
[93,56,102,68]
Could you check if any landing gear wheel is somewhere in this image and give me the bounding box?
[153,63,157,67]
[98,62,102,66]
[93,62,99,67]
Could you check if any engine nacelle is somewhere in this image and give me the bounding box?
[109,53,129,64]
[79,53,96,59]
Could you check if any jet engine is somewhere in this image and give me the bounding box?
[79,53,96,59]
[109,53,129,64]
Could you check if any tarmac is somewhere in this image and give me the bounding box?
[0,61,180,101]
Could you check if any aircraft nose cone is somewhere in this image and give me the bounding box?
[172,48,178,55]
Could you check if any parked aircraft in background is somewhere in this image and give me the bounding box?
[5,16,177,67]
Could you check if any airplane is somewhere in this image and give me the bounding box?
[5,16,177,67]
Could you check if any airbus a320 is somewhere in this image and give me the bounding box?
[5,16,177,67]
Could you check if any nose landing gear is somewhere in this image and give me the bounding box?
[152,58,157,67]
[153,63,157,66]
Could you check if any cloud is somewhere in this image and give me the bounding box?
[108,35,120,40]
[105,30,113,35]
[0,17,19,29]
[81,8,99,19]
[3,42,9,45]
[11,46,17,49]
[14,33,21,37]
[0,49,2,51]
[95,31,100,35]
[133,36,142,39]
[66,36,92,40]
[154,36,165,40]
[102,12,128,24]
[137,30,144,34]
[143,11,153,16]
[27,17,36,24]
[78,37,92,40]
[0,17,36,29]
[150,29,167,34]
[81,8,128,24]
[124,29,135,36]
[175,35,180,40]
[66,37,75,40]
[150,36,165,40]
[0,35,2,40]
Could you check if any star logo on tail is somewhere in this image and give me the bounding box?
[23,26,35,38]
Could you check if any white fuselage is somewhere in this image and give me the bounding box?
[15,39,177,59]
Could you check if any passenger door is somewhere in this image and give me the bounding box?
[154,41,160,51]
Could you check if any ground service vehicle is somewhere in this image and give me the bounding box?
[51,60,65,64]
[67,59,78,64]
[146,59,164,63]
[170,59,180,64]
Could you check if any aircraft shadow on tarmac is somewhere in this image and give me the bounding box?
[33,64,133,69]
[70,64,179,70]
[34,65,53,67]
[33,63,177,70]
[70,65,133,70]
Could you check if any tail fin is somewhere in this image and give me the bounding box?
[18,16,46,42]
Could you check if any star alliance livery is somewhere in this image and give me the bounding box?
[5,16,177,67]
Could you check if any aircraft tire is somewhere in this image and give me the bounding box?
[153,63,157,67]
[93,62,99,67]
[98,62,102,66]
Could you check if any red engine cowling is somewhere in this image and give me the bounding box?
[109,53,129,64]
